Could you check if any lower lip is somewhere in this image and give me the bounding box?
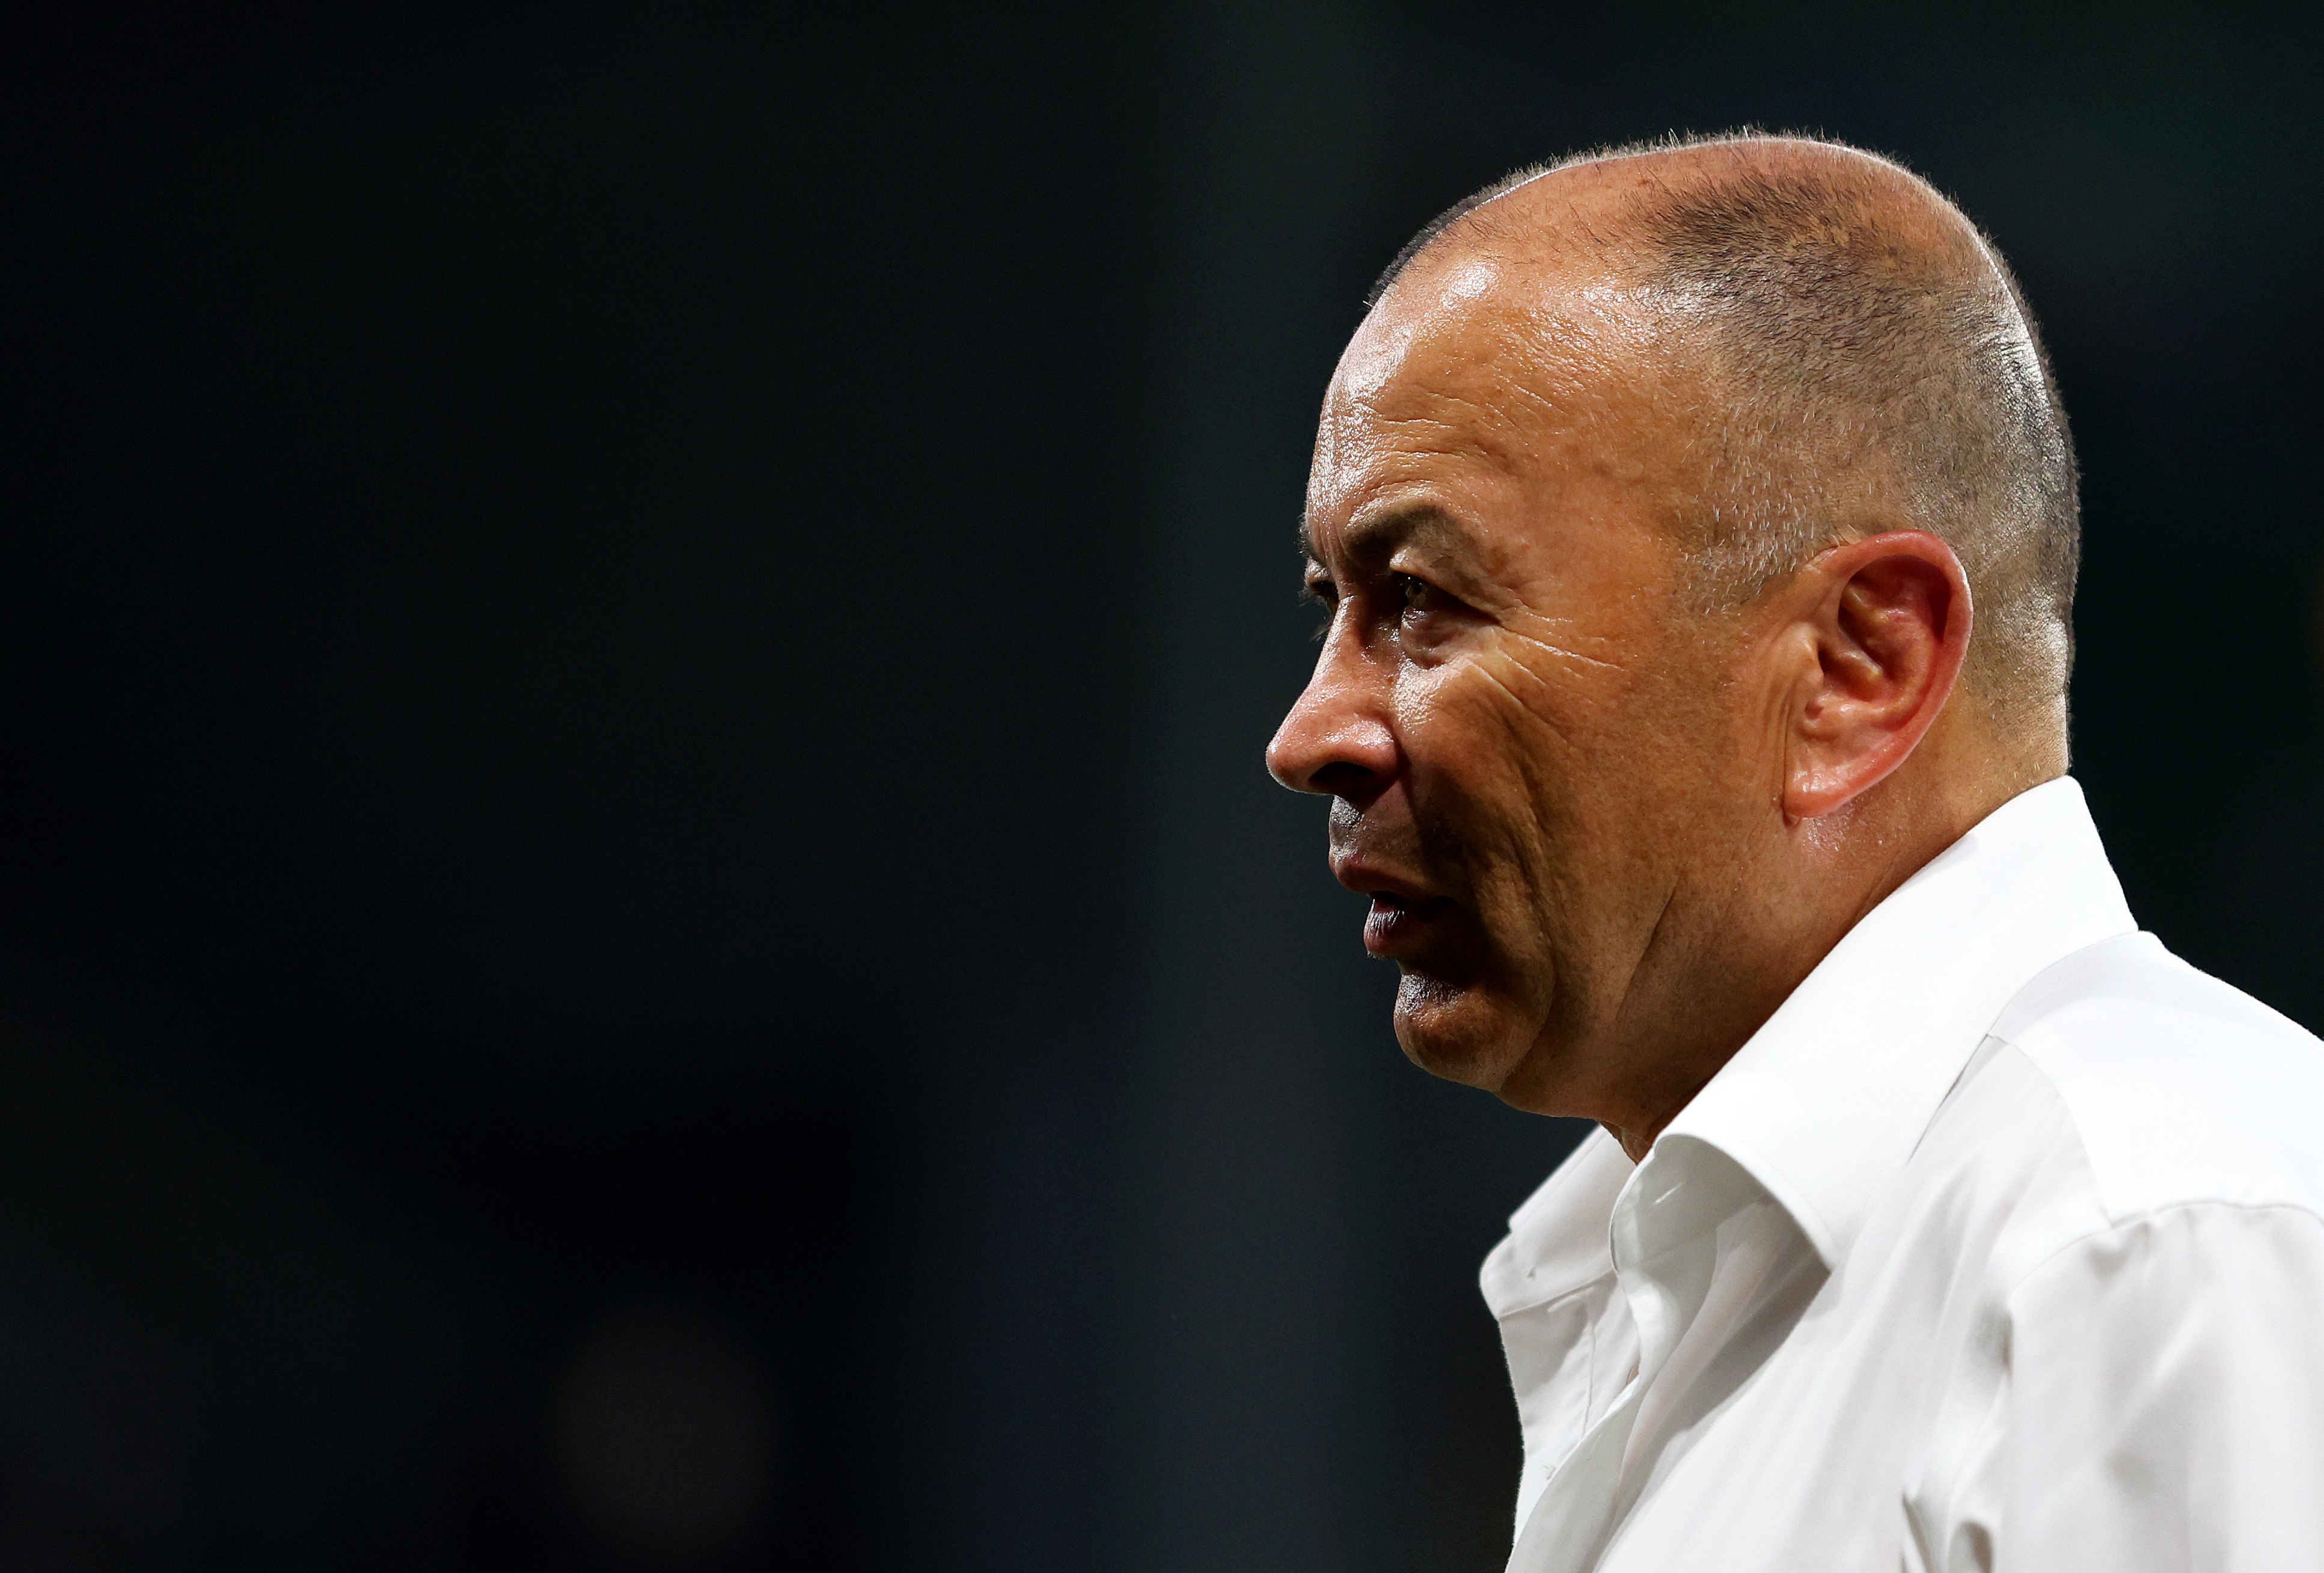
[1364,895,1449,957]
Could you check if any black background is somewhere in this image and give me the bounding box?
[1,1,2318,1568]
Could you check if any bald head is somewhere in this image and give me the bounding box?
[1373,134,2077,755]
[1276,133,2078,1140]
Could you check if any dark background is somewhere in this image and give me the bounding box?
[1,1,2318,1568]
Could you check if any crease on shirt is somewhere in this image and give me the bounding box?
[1910,1034,2008,1168]
[1910,1347,2011,1573]
[1579,1290,1601,1465]
[1506,1272,1624,1492]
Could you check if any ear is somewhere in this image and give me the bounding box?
[1782,530,1972,820]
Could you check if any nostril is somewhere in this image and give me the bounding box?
[1312,760,1376,797]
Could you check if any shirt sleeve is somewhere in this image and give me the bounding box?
[1969,1201,2324,1572]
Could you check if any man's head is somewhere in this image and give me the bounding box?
[1267,134,2079,1151]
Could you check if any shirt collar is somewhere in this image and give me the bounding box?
[1656,776,2135,1269]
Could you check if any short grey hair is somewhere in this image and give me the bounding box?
[1373,132,2080,741]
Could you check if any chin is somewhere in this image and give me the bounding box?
[1390,971,1535,1094]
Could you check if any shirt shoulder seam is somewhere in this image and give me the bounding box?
[2001,1194,2324,1306]
[1990,1023,2308,1215]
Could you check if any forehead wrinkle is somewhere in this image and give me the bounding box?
[1355,312,1663,477]
[1334,372,1547,490]
[1377,414,1523,477]
[1317,253,1699,596]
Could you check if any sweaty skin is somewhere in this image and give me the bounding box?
[1266,144,2053,1160]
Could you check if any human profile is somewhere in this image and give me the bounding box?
[1269,131,2324,1571]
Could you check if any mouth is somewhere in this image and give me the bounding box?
[1363,888,1453,958]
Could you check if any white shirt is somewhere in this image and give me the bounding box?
[1483,778,2324,1573]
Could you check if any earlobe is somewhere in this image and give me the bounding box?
[1781,532,1971,821]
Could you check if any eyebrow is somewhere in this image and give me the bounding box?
[1302,501,1475,568]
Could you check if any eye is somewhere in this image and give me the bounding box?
[1303,575,1339,639]
[1396,573,1452,616]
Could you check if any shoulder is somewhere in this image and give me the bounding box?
[1992,931,2324,1226]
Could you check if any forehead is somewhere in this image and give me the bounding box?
[1306,251,1675,556]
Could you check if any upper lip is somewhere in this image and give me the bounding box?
[1329,853,1441,904]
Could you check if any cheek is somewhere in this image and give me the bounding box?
[1399,643,1628,805]
[1393,652,1610,896]
[1396,661,1545,815]
[1402,638,1723,932]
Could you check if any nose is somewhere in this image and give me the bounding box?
[1266,640,1399,799]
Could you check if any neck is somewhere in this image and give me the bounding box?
[1589,756,2043,1162]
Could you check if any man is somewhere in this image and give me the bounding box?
[1267,132,2324,1572]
